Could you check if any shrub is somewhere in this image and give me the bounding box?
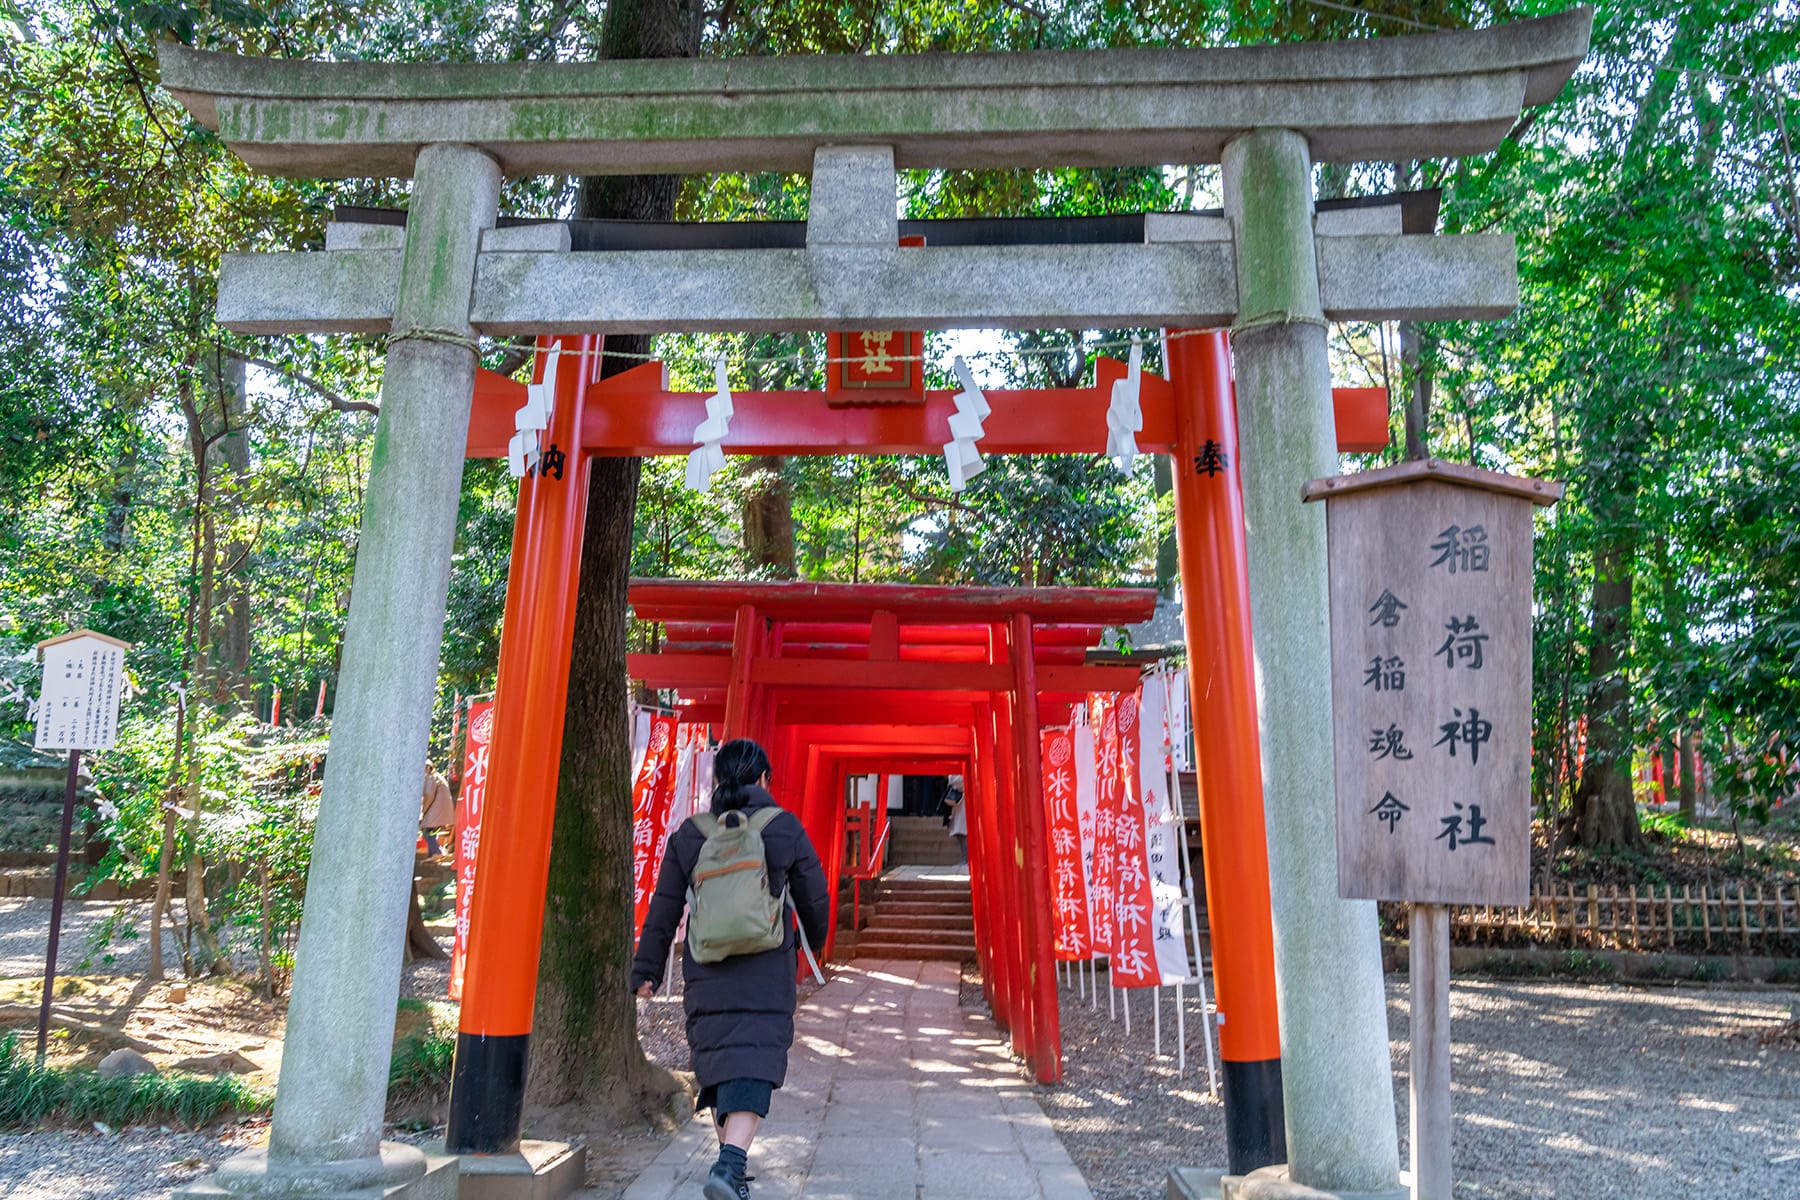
[0,1034,270,1128]
[388,999,457,1113]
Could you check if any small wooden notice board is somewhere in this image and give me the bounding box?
[1308,459,1560,1200]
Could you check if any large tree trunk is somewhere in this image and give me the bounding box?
[1678,729,1698,819]
[523,0,699,1128]
[742,456,796,577]
[1573,543,1643,850]
[207,350,253,700]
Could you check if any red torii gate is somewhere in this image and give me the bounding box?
[627,579,1153,1080]
[450,330,1366,1165]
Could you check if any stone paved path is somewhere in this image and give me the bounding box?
[622,959,1091,1200]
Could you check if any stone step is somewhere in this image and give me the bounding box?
[886,851,965,866]
[874,883,970,900]
[862,913,975,932]
[854,926,976,946]
[874,901,972,917]
[852,940,976,962]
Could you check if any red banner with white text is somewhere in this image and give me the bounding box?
[631,714,680,938]
[449,700,495,1001]
[1108,690,1160,987]
[1041,726,1093,961]
[1087,695,1121,960]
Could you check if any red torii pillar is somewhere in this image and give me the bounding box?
[1009,613,1061,1082]
[1167,329,1286,1175]
[446,336,596,1155]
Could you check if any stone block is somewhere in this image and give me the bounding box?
[1314,205,1402,237]
[447,1140,585,1200]
[1220,1165,1409,1200]
[1144,213,1232,243]
[481,223,571,254]
[1168,1167,1228,1200]
[325,222,406,252]
[806,146,898,248]
[174,1146,459,1200]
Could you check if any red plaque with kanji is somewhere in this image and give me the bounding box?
[826,235,926,405]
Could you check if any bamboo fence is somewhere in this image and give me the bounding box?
[1381,883,1800,955]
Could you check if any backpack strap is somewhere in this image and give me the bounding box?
[747,805,783,832]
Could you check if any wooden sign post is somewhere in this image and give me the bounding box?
[31,629,131,1064]
[1306,460,1561,1200]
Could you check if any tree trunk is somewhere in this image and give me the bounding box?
[1678,729,1698,819]
[207,351,253,700]
[1565,23,1697,855]
[524,0,699,1128]
[1573,544,1643,850]
[1152,454,1177,593]
[742,456,796,577]
[148,805,178,982]
[1399,321,1431,461]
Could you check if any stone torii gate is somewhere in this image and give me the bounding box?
[158,10,1590,1200]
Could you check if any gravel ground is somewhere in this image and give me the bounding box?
[0,1120,267,1198]
[3,908,1796,1200]
[1029,970,1800,1200]
[0,898,161,978]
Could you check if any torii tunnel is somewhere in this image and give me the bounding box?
[447,329,1390,1174]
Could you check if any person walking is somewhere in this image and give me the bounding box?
[943,774,967,864]
[631,739,831,1200]
[419,762,453,856]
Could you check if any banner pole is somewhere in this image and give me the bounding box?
[1177,982,1187,1076]
[36,748,81,1064]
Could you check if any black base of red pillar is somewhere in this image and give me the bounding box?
[1222,1056,1286,1176]
[446,1031,530,1154]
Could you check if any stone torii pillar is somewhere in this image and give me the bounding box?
[1222,129,1401,1197]
[185,143,498,1200]
[154,11,1593,1199]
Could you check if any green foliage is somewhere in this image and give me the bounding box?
[1639,809,1691,840]
[0,1033,270,1128]
[387,999,457,1110]
[5,0,1796,899]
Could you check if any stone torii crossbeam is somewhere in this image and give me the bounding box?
[156,10,1591,1200]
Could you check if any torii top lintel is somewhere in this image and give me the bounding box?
[158,9,1591,180]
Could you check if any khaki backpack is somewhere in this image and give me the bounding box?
[686,806,787,963]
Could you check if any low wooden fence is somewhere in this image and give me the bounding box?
[1382,883,1800,955]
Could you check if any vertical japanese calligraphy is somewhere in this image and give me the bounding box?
[630,714,680,938]
[1040,726,1092,962]
[449,700,495,1000]
[33,634,127,752]
[1315,465,1551,906]
[1106,691,1161,988]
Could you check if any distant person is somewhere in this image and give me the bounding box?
[632,739,831,1200]
[419,762,453,856]
[944,774,967,864]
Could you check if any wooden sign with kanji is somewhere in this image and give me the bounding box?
[1305,460,1562,907]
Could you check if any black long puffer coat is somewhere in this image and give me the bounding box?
[630,788,830,1089]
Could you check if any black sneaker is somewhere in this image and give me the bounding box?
[703,1162,753,1200]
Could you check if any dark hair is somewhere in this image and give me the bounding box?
[711,738,771,813]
